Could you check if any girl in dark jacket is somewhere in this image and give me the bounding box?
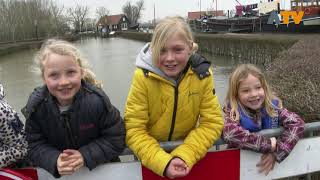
[22,39,126,178]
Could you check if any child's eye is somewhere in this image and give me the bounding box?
[241,89,249,93]
[160,49,167,54]
[175,50,183,54]
[175,48,183,52]
[49,73,58,78]
[67,70,76,75]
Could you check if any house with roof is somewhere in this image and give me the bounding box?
[97,14,130,32]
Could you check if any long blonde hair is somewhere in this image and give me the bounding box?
[34,39,102,88]
[225,64,282,121]
[150,16,198,65]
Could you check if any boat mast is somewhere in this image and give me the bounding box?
[153,3,155,26]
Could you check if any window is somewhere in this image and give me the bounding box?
[121,23,128,30]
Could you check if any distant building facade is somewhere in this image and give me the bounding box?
[97,14,130,32]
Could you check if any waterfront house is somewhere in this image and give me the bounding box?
[97,14,130,32]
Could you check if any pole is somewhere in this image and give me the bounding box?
[199,0,201,19]
[216,0,218,17]
[35,24,38,40]
[153,3,155,27]
[34,20,38,40]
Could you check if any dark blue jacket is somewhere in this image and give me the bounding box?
[22,81,126,178]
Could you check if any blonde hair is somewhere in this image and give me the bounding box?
[150,16,198,64]
[225,64,282,121]
[34,39,102,88]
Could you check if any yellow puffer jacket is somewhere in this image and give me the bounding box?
[125,62,223,176]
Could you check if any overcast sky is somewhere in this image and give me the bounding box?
[56,0,291,22]
[56,0,241,22]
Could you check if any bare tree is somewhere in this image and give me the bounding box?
[68,4,89,33]
[96,6,109,20]
[0,0,69,42]
[49,1,65,35]
[122,0,144,26]
[0,0,19,41]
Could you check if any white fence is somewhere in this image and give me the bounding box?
[3,122,320,180]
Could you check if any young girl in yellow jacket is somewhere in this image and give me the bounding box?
[124,16,224,179]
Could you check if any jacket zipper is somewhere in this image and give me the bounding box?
[168,85,179,141]
[62,113,76,147]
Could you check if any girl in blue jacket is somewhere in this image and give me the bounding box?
[23,39,125,178]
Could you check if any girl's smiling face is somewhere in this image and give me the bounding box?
[43,53,83,106]
[157,33,192,79]
[238,74,265,110]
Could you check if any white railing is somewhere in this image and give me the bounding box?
[29,121,320,180]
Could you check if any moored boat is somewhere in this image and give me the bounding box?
[191,0,320,33]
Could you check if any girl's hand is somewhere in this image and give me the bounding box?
[62,149,84,172]
[57,152,75,175]
[165,158,190,179]
[256,153,276,176]
[57,149,84,175]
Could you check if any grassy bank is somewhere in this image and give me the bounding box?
[265,34,320,122]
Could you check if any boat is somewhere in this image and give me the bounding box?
[192,0,320,33]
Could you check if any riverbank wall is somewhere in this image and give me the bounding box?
[0,35,80,56]
[118,31,299,65]
[0,40,43,56]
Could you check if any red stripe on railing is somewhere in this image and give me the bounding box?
[0,168,38,180]
[142,149,240,180]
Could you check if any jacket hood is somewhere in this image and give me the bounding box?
[135,43,177,84]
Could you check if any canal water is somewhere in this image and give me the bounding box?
[0,37,239,122]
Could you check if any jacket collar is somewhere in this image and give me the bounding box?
[188,53,211,79]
